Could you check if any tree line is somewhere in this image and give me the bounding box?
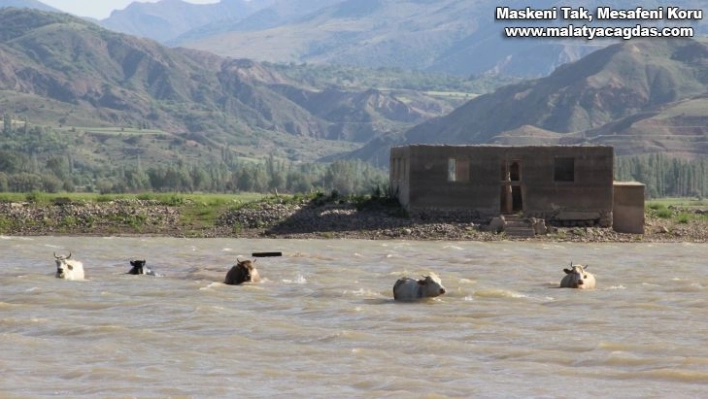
[1,117,705,198]
[615,154,707,199]
[0,115,389,196]
[0,146,388,197]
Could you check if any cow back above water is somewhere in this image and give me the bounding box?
[393,273,446,301]
[54,252,85,280]
[560,263,596,289]
[128,260,156,276]
[224,258,260,285]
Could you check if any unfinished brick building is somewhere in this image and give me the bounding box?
[390,145,619,228]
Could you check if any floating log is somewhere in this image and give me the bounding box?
[252,251,282,257]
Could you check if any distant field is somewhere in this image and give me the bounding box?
[646,197,707,208]
[646,197,708,223]
[56,126,169,135]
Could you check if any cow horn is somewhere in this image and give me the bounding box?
[67,252,72,259]
[54,252,59,259]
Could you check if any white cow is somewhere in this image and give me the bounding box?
[393,273,446,301]
[560,263,595,289]
[54,252,85,280]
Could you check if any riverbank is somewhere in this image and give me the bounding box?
[0,194,706,243]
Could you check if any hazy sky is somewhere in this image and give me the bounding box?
[40,0,220,20]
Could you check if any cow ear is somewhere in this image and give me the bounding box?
[563,268,572,274]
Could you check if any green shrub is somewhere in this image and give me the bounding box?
[25,191,41,203]
[655,209,673,219]
[96,194,115,202]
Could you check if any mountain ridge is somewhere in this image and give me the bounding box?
[0,8,453,158]
[345,38,708,165]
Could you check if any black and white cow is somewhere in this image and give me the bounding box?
[127,260,157,276]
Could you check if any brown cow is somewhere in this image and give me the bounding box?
[224,258,261,285]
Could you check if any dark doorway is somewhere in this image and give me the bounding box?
[510,161,521,181]
[500,160,523,214]
[511,186,523,212]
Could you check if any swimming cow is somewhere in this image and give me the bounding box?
[224,258,260,285]
[393,273,446,301]
[127,260,157,276]
[54,252,85,280]
[560,263,596,289]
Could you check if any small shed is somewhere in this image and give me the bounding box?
[612,182,645,234]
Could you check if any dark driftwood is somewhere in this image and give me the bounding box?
[252,252,282,257]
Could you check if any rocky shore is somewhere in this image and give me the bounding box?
[0,197,706,243]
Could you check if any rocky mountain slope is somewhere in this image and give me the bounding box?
[0,0,58,14]
[0,8,452,163]
[99,0,265,43]
[348,39,708,164]
[3,0,706,77]
[170,0,706,77]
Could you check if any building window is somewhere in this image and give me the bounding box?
[448,158,469,182]
[554,157,575,182]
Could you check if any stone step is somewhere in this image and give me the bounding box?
[502,215,536,237]
[505,226,536,237]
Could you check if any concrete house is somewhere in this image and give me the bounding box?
[390,145,644,233]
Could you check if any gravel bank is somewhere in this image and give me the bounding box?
[1,198,704,243]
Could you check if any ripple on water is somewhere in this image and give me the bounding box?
[1,238,707,397]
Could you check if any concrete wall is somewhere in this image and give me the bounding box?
[613,182,645,234]
[390,145,614,225]
[390,146,411,208]
[407,145,499,216]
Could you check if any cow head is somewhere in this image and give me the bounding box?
[129,260,147,275]
[563,262,590,288]
[54,252,73,278]
[237,258,259,282]
[419,273,446,297]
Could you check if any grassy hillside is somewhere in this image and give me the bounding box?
[0,8,470,166]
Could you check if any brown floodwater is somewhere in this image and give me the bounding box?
[1,236,706,398]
